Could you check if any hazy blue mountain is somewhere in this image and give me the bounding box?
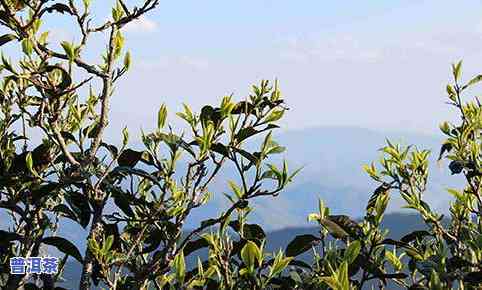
[56,213,430,289]
[1,126,463,288]
[227,126,461,230]
[265,212,430,253]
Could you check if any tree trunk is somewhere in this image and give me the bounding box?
[79,204,104,290]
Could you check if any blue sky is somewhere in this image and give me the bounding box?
[34,0,482,143]
[1,1,478,231]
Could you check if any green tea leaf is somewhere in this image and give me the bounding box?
[344,240,361,264]
[61,41,76,61]
[173,251,186,283]
[157,104,168,129]
[240,240,261,270]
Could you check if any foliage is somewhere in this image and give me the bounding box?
[289,61,482,290]
[0,1,481,290]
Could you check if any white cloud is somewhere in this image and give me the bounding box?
[123,16,158,33]
[276,28,482,66]
[135,55,210,71]
[278,34,386,63]
[178,56,210,70]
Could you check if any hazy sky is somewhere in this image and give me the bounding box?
[35,0,482,139]
[3,0,479,230]
[90,0,480,137]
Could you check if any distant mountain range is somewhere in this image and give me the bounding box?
[57,213,430,289]
[5,126,463,251]
[185,126,461,231]
[2,126,463,288]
